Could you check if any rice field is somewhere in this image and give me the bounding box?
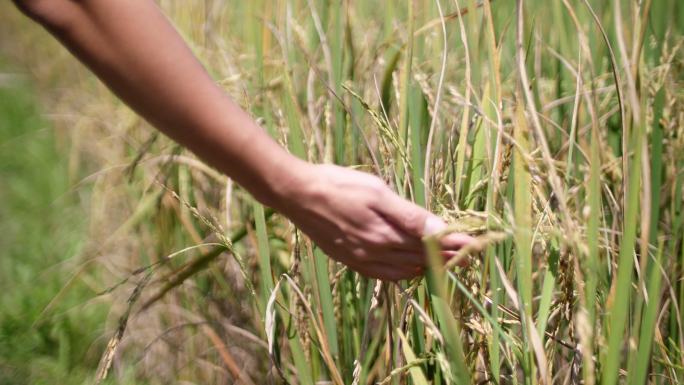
[2,0,684,384]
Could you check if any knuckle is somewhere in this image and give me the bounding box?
[382,228,403,244]
[367,176,389,195]
[362,231,389,247]
[350,247,368,260]
[373,228,399,246]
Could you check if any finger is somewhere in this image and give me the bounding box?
[343,257,422,281]
[362,262,423,281]
[440,232,476,251]
[368,219,423,251]
[368,248,425,267]
[441,250,469,267]
[368,248,467,271]
[373,192,474,250]
[422,214,448,236]
[371,192,433,238]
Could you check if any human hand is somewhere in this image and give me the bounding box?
[274,164,475,281]
[12,0,472,281]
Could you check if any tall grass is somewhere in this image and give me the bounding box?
[3,0,684,383]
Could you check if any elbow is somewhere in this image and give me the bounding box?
[13,0,76,33]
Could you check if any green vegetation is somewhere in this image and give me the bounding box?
[0,67,111,384]
[2,0,684,384]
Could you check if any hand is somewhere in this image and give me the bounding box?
[12,0,472,281]
[274,164,475,281]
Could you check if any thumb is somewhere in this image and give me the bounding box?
[423,214,448,236]
[423,213,474,251]
[424,212,476,251]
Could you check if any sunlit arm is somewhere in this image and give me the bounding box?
[14,0,302,207]
[13,0,473,281]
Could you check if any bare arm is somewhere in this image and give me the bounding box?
[14,0,473,280]
[14,0,299,206]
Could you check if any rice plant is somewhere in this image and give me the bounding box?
[3,0,684,384]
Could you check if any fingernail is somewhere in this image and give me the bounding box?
[423,215,447,236]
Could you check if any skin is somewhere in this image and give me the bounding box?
[13,0,474,281]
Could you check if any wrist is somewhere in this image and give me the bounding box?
[258,155,315,211]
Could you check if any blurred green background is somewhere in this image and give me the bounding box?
[0,62,113,384]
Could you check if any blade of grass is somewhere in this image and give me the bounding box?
[329,0,345,164]
[422,0,448,206]
[410,86,426,206]
[425,236,471,384]
[629,240,665,385]
[398,0,415,190]
[452,0,473,205]
[482,0,504,377]
[284,274,345,385]
[254,201,274,314]
[536,267,555,337]
[313,247,339,358]
[601,90,645,385]
[396,328,429,385]
[513,99,537,383]
[583,68,603,385]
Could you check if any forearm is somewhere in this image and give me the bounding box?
[16,0,306,207]
[15,0,476,281]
